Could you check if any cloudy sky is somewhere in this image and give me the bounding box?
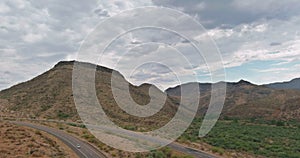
[1,0,300,90]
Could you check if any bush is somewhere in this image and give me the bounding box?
[67,123,86,128]
[147,151,166,158]
[211,147,225,155]
[57,110,69,119]
[276,121,285,126]
[124,125,137,131]
[35,130,42,135]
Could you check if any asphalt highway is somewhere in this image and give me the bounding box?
[12,121,107,158]
[13,121,218,158]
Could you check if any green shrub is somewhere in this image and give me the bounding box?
[211,147,224,155]
[181,118,300,158]
[57,110,69,119]
[147,151,166,158]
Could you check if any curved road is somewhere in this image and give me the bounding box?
[86,123,219,158]
[12,121,218,158]
[12,121,107,158]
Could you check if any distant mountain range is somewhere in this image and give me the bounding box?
[265,78,300,90]
[0,61,300,125]
[166,79,300,120]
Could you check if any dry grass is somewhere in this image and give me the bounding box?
[0,121,78,158]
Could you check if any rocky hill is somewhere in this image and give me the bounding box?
[1,60,300,127]
[166,80,300,120]
[0,61,177,130]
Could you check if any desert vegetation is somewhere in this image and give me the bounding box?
[0,121,77,158]
[179,117,300,158]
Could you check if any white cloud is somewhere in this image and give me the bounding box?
[255,67,289,73]
[0,0,153,89]
[1,0,300,89]
[224,39,300,68]
[0,2,10,13]
[206,29,234,39]
[7,0,27,9]
[22,33,44,43]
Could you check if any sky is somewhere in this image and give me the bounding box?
[0,0,300,90]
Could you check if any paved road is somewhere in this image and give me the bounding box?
[12,121,107,158]
[168,143,218,158]
[86,124,219,158]
[12,121,218,158]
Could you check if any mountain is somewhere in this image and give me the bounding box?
[0,61,177,130]
[265,78,300,90]
[166,79,300,120]
[1,61,300,125]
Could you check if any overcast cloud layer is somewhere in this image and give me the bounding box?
[0,0,300,90]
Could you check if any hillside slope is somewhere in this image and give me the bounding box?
[166,80,300,120]
[0,61,177,130]
[1,60,300,127]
